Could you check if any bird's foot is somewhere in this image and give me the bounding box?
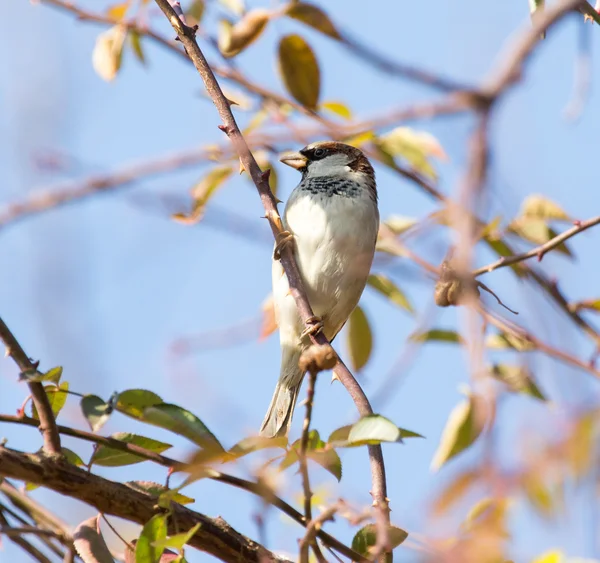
[273,230,294,260]
[301,316,324,339]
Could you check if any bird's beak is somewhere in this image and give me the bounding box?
[279,151,308,170]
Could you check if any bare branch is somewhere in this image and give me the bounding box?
[0,317,61,455]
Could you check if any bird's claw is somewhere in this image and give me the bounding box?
[301,316,324,339]
[273,230,294,260]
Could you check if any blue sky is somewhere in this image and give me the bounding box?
[2,1,600,561]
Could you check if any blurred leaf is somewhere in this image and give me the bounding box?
[19,365,62,383]
[116,389,163,418]
[220,86,253,110]
[367,274,413,312]
[219,0,244,16]
[285,2,341,39]
[431,393,486,471]
[173,166,233,225]
[81,395,112,432]
[491,364,546,400]
[32,382,69,420]
[520,194,569,221]
[151,524,201,552]
[278,34,320,110]
[376,127,446,179]
[523,476,558,518]
[129,31,145,65]
[142,403,223,451]
[259,294,278,340]
[186,0,205,26]
[382,215,417,235]
[320,101,352,120]
[569,298,600,313]
[73,515,114,563]
[486,331,534,351]
[106,2,129,20]
[126,481,194,505]
[218,10,270,57]
[432,470,479,515]
[409,329,463,344]
[93,25,127,82]
[483,234,527,277]
[351,524,407,561]
[91,433,172,467]
[63,447,85,467]
[461,496,510,539]
[136,513,167,563]
[229,435,288,458]
[531,551,564,563]
[346,305,372,371]
[508,218,572,256]
[280,430,342,481]
[329,415,422,448]
[566,412,595,480]
[343,130,375,147]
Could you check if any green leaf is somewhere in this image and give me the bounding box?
[129,31,145,65]
[376,127,446,179]
[218,9,271,58]
[229,435,288,458]
[115,389,162,419]
[32,382,69,420]
[367,274,413,312]
[19,365,63,383]
[508,218,572,256]
[320,101,352,120]
[136,513,167,563]
[329,415,423,447]
[431,393,486,470]
[409,329,463,344]
[91,433,172,467]
[520,194,568,221]
[482,234,527,277]
[278,34,320,110]
[151,523,201,552]
[491,364,546,401]
[351,524,408,561]
[81,395,112,432]
[285,2,341,39]
[141,403,223,451]
[173,166,234,225]
[486,331,534,351]
[63,447,85,467]
[73,515,114,563]
[280,430,342,481]
[186,0,205,26]
[346,305,372,371]
[126,482,194,506]
[92,25,127,82]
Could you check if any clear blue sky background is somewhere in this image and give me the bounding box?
[2,1,600,561]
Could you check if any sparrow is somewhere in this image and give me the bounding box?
[260,141,380,438]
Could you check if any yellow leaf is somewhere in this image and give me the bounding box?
[367,273,413,312]
[432,470,479,515]
[106,1,130,20]
[218,9,271,58]
[531,550,564,563]
[520,194,569,221]
[431,393,487,471]
[285,2,341,39]
[186,0,205,26]
[320,100,352,120]
[346,305,372,371]
[219,0,245,16]
[92,25,127,82]
[278,34,320,110]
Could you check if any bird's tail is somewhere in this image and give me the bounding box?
[260,347,303,438]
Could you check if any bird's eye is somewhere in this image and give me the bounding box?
[313,148,326,158]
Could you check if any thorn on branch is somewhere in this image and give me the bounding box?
[217,124,233,135]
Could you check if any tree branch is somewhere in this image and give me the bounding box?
[0,446,291,563]
[0,317,61,456]
[473,215,600,276]
[151,2,392,560]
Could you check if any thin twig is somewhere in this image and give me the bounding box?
[0,317,61,455]
[0,511,54,563]
[151,3,392,560]
[473,216,600,276]
[298,504,339,563]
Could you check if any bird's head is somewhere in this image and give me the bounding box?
[279,141,375,185]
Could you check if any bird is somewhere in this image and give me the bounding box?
[260,141,380,438]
